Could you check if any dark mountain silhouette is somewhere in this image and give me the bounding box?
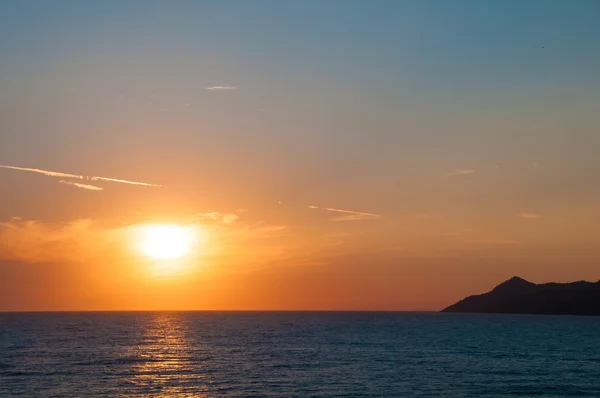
[442,276,600,316]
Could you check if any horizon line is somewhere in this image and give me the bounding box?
[0,309,440,313]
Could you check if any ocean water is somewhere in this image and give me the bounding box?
[1,312,599,397]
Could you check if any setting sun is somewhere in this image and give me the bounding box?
[138,224,193,259]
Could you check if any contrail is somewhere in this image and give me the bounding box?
[0,164,160,187]
[59,180,104,191]
[309,205,381,218]
[0,165,82,179]
[445,169,475,177]
[88,176,160,187]
[205,85,238,90]
[520,212,543,219]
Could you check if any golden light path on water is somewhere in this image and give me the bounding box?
[126,314,210,397]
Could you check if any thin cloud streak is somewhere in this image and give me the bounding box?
[331,214,379,221]
[0,165,81,179]
[59,180,104,191]
[205,85,238,91]
[309,205,381,221]
[191,212,239,225]
[520,212,543,219]
[1,164,160,187]
[88,176,160,187]
[445,169,476,177]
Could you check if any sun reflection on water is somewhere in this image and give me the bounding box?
[127,314,209,397]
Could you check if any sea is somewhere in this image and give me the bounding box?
[1,312,599,397]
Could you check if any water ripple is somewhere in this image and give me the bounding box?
[0,312,599,397]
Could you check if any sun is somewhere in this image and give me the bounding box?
[138,224,192,259]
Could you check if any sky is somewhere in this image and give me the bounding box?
[1,0,599,311]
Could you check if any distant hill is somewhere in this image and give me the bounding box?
[442,276,600,316]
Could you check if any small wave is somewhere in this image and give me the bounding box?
[74,356,158,367]
[0,362,12,369]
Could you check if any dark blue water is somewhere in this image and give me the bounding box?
[1,312,599,397]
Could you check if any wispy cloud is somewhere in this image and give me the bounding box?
[192,212,239,225]
[309,206,381,221]
[0,165,81,179]
[59,180,104,191]
[87,176,159,187]
[0,214,293,267]
[520,212,543,219]
[222,214,239,225]
[445,169,476,177]
[0,164,160,188]
[205,85,238,91]
[329,214,378,221]
[193,212,221,221]
[0,218,106,263]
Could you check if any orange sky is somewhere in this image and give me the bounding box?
[1,201,599,311]
[1,2,600,310]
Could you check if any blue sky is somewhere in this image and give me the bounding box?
[2,0,599,218]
